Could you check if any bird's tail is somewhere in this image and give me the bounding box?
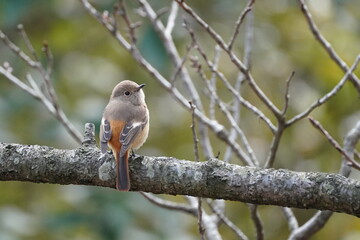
[115,150,130,191]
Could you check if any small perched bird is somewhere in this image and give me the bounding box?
[100,80,149,191]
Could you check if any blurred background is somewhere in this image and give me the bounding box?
[0,0,360,239]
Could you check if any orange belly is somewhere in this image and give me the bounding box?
[107,119,149,153]
[108,120,125,154]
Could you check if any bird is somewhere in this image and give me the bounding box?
[100,80,149,191]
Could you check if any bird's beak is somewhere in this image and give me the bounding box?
[137,84,145,91]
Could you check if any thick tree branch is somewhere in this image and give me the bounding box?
[1,136,360,217]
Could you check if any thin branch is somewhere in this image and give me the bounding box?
[118,0,138,44]
[224,10,253,163]
[170,40,194,84]
[189,105,205,240]
[0,66,37,96]
[207,82,256,166]
[140,192,197,215]
[80,0,132,50]
[265,72,289,168]
[25,74,57,113]
[0,28,82,143]
[154,7,169,21]
[165,1,178,36]
[297,0,360,93]
[287,55,360,126]
[248,204,264,240]
[190,53,255,166]
[281,207,299,232]
[264,122,286,168]
[209,45,221,120]
[17,24,39,61]
[175,0,282,119]
[183,17,276,133]
[41,41,58,110]
[289,211,333,240]
[207,200,249,240]
[0,30,40,68]
[289,120,360,239]
[185,196,224,240]
[227,0,255,51]
[189,101,206,239]
[190,101,200,163]
[223,74,245,163]
[282,71,295,115]
[308,117,360,171]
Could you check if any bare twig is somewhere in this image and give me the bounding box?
[297,0,360,93]
[289,120,360,239]
[281,207,299,232]
[248,204,264,240]
[223,74,245,163]
[289,211,333,240]
[17,24,39,61]
[264,71,291,169]
[0,30,40,68]
[0,29,82,143]
[190,101,200,163]
[189,101,206,240]
[207,200,249,240]
[227,0,255,51]
[140,192,197,215]
[41,41,58,110]
[118,0,138,44]
[183,17,276,133]
[224,10,253,163]
[170,40,194,84]
[176,0,282,119]
[165,1,178,36]
[282,71,295,115]
[264,122,286,168]
[287,55,360,126]
[0,66,37,96]
[189,52,255,166]
[309,117,360,171]
[209,45,221,120]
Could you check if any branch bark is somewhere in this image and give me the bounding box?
[1,130,360,217]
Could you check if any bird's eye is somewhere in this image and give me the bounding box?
[124,91,130,96]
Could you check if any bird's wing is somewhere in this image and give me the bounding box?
[119,119,147,157]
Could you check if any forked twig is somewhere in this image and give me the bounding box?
[298,0,360,93]
[287,55,360,126]
[0,28,82,143]
[176,0,282,119]
[227,0,255,51]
